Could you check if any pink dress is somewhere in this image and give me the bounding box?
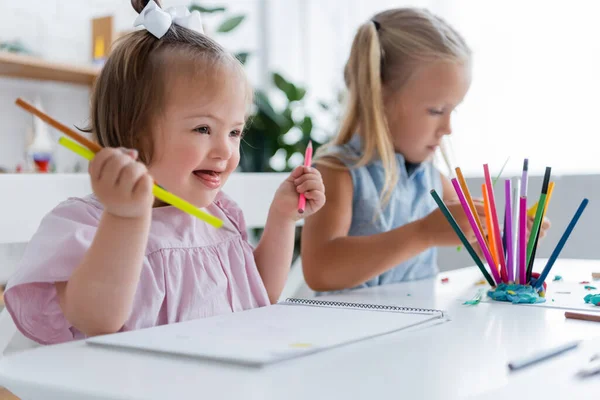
[4,193,270,345]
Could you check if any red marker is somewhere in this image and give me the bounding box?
[297,141,313,214]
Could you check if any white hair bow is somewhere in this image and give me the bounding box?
[134,1,204,39]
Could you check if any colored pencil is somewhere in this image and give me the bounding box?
[512,178,520,282]
[430,189,495,286]
[58,138,224,228]
[452,179,502,284]
[17,98,224,228]
[519,196,528,284]
[482,184,499,272]
[297,141,313,214]
[518,160,529,284]
[527,167,552,279]
[534,199,589,289]
[565,311,600,323]
[456,167,487,247]
[504,179,514,282]
[484,164,507,282]
[527,182,555,218]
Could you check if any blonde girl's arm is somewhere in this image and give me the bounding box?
[300,164,432,292]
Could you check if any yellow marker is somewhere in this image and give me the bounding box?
[527,182,555,218]
[507,290,516,295]
[58,137,223,228]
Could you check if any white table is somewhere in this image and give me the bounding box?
[2,259,600,400]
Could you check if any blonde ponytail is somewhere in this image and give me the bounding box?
[316,8,471,207]
[317,21,398,204]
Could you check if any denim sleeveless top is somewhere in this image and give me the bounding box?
[317,135,443,293]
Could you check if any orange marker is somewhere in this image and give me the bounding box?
[482,184,499,271]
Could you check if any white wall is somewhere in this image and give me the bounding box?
[2,1,600,280]
[0,0,261,172]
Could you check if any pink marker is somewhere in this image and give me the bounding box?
[505,179,514,282]
[297,141,313,214]
[452,178,502,285]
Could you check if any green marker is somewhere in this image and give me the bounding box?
[526,167,551,280]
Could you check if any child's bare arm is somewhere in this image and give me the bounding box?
[55,148,153,336]
[301,167,485,292]
[254,166,325,303]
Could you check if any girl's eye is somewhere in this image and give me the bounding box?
[230,130,243,138]
[428,109,445,116]
[194,126,209,134]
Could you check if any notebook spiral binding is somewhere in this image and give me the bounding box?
[284,298,444,317]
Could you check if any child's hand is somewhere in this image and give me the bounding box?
[89,148,154,219]
[270,166,326,221]
[423,200,487,246]
[527,216,551,240]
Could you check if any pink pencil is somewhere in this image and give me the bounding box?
[519,196,528,284]
[452,178,502,284]
[483,164,507,282]
[297,141,313,214]
[505,179,514,282]
[518,159,529,284]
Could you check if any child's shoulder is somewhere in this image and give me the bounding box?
[318,136,368,169]
[213,190,240,211]
[213,191,246,230]
[47,194,103,225]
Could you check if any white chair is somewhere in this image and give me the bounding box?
[0,172,311,357]
[0,174,93,356]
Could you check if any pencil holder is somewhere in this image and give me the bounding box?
[430,159,588,304]
[487,272,547,304]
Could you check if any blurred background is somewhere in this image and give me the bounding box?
[1,0,599,272]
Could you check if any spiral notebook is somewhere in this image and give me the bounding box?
[87,298,447,366]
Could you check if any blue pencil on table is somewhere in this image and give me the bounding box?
[533,198,589,289]
[508,340,580,371]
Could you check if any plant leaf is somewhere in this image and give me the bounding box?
[273,73,291,93]
[294,87,306,102]
[254,91,285,128]
[492,157,511,186]
[235,52,250,64]
[300,116,313,136]
[189,4,226,13]
[273,73,306,102]
[217,15,245,33]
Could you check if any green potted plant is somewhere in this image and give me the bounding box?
[189,3,334,173]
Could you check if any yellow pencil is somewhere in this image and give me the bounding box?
[58,137,223,228]
[527,182,555,218]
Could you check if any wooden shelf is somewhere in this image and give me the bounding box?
[0,51,99,86]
